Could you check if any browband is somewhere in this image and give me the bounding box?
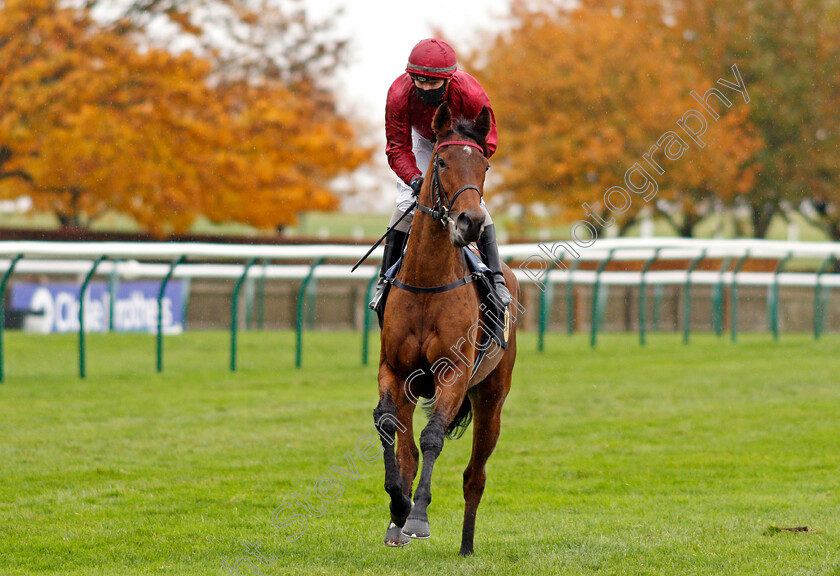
[436,140,485,153]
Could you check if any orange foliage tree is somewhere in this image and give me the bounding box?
[81,0,349,88]
[468,1,762,237]
[584,0,840,238]
[0,0,369,234]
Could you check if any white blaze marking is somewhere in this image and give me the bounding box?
[463,146,473,155]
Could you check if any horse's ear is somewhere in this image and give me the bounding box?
[474,106,492,140]
[432,102,452,135]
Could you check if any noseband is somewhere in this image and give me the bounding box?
[415,140,485,227]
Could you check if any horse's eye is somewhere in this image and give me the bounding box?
[485,163,491,172]
[437,158,447,169]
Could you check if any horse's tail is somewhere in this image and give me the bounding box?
[446,396,473,439]
[423,396,472,440]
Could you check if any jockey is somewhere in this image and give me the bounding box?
[369,38,512,310]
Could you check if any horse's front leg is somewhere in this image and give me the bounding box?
[402,380,467,539]
[396,393,420,504]
[373,363,413,546]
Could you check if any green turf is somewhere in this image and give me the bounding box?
[0,331,838,575]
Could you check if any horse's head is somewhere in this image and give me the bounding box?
[426,102,492,248]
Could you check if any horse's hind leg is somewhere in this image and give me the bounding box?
[458,387,504,556]
[374,365,413,547]
[459,344,514,556]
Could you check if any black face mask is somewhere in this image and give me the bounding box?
[415,83,447,107]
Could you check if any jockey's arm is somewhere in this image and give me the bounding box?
[385,90,423,186]
[456,83,498,157]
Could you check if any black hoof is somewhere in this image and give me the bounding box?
[459,546,474,557]
[385,522,411,547]
[402,513,431,539]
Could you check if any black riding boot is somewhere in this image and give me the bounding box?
[476,224,512,306]
[368,229,409,310]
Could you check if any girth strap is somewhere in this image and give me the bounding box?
[391,274,476,295]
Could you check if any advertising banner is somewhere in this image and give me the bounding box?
[10,281,185,334]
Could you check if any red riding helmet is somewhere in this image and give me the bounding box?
[405,38,457,79]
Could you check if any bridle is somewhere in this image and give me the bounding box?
[415,139,485,228]
[376,138,488,296]
[348,138,487,275]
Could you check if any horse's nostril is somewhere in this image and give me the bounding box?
[456,212,482,240]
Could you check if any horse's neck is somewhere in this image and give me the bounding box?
[400,213,463,288]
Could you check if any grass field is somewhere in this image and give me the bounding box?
[0,331,838,575]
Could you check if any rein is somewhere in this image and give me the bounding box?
[351,139,485,273]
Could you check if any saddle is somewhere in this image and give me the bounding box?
[375,246,509,375]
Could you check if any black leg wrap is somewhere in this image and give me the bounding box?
[374,397,412,527]
[419,419,445,456]
[390,497,412,521]
[402,419,444,540]
[373,400,400,437]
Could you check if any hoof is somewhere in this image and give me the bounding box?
[384,522,411,547]
[401,515,431,539]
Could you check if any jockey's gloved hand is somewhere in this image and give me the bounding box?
[410,176,424,197]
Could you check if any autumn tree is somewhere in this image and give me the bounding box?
[469,1,761,237]
[80,0,348,88]
[0,0,369,234]
[0,3,222,232]
[674,0,840,238]
[586,0,840,238]
[198,81,368,229]
[0,147,32,187]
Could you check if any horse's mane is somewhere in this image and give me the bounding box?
[452,117,489,157]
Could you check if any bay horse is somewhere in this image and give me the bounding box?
[373,102,519,556]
